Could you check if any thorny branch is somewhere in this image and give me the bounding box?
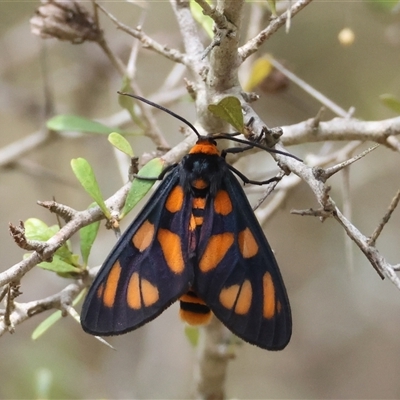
[2,0,400,398]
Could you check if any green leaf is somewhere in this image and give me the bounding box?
[120,158,165,218]
[24,218,82,275]
[80,219,100,266]
[118,78,145,128]
[190,0,214,38]
[243,57,273,92]
[119,77,134,115]
[24,218,58,242]
[266,0,277,16]
[380,94,400,114]
[32,289,86,340]
[208,96,244,133]
[185,326,200,347]
[38,254,81,274]
[32,310,62,340]
[71,158,110,218]
[108,132,134,157]
[47,114,125,135]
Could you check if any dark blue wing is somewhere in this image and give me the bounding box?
[81,169,194,336]
[194,170,292,350]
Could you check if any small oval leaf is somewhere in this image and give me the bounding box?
[32,289,86,340]
[380,94,400,114]
[266,0,277,16]
[208,96,244,133]
[190,0,213,38]
[120,158,165,218]
[38,254,81,274]
[244,57,273,92]
[71,158,110,218]
[47,114,125,135]
[32,310,63,340]
[118,78,145,128]
[24,218,54,241]
[80,220,100,266]
[108,132,134,157]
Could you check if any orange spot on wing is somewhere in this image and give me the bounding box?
[192,179,209,190]
[238,228,259,258]
[157,229,185,273]
[219,284,239,310]
[132,220,154,252]
[103,261,121,307]
[214,190,232,215]
[127,272,141,309]
[219,280,252,315]
[235,280,252,315]
[189,140,220,156]
[263,272,276,319]
[199,233,234,272]
[141,278,159,307]
[193,197,206,210]
[127,273,159,309]
[165,185,184,213]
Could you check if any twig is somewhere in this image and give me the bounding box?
[238,0,314,61]
[333,207,387,279]
[195,0,235,31]
[0,280,85,337]
[252,171,285,211]
[318,145,379,182]
[0,130,52,168]
[169,0,206,72]
[97,2,187,65]
[280,116,400,150]
[368,189,400,247]
[0,182,131,288]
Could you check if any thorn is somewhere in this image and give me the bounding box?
[368,189,400,246]
[316,145,379,182]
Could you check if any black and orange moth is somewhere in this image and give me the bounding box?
[81,95,292,350]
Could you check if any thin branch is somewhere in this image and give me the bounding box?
[0,182,131,288]
[368,189,400,247]
[170,0,207,72]
[318,145,379,181]
[238,0,314,61]
[195,0,235,31]
[0,129,51,168]
[0,280,85,337]
[280,116,400,149]
[97,3,187,65]
[333,208,386,280]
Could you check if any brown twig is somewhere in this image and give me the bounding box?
[238,0,315,61]
[368,189,400,247]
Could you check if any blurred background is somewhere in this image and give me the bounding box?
[1,1,400,399]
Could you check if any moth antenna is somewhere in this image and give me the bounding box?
[214,133,302,162]
[118,92,201,138]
